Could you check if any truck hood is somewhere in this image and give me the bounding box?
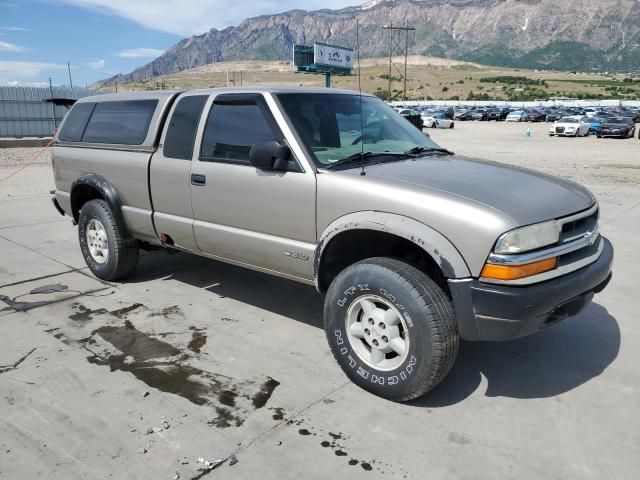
[359,155,595,226]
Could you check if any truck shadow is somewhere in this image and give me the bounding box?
[134,252,620,405]
[414,302,620,407]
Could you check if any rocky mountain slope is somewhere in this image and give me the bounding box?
[98,0,640,86]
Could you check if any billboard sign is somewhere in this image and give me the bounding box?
[313,42,353,71]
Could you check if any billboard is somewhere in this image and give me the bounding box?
[313,42,354,71]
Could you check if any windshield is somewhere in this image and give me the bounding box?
[607,117,627,124]
[559,117,578,123]
[276,93,442,167]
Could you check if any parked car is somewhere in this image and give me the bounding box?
[586,116,606,135]
[549,116,590,137]
[488,107,510,121]
[454,109,475,121]
[50,87,613,402]
[398,109,424,130]
[422,112,454,129]
[434,106,455,120]
[525,109,547,122]
[506,110,527,122]
[545,110,565,122]
[596,117,636,138]
[471,109,489,121]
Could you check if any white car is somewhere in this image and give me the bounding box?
[506,110,526,122]
[549,116,590,137]
[422,113,454,129]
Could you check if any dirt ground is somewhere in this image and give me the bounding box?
[0,122,639,480]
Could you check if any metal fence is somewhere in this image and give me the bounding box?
[0,86,104,138]
[392,99,640,108]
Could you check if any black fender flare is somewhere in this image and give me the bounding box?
[70,174,128,234]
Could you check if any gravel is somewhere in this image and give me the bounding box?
[0,146,52,170]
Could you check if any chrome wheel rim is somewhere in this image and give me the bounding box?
[86,219,109,264]
[345,295,409,371]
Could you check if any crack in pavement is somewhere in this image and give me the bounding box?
[0,268,80,289]
[0,288,110,314]
[0,347,37,374]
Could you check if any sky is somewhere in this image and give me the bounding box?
[0,0,358,87]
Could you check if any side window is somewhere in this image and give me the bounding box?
[200,100,278,164]
[58,102,95,142]
[82,100,158,145]
[163,95,207,160]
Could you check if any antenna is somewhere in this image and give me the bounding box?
[357,19,366,176]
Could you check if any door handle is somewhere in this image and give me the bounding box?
[191,173,206,186]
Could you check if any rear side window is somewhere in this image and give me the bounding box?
[82,100,158,145]
[163,95,207,160]
[58,102,95,142]
[200,101,278,164]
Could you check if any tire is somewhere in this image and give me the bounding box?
[449,122,454,129]
[324,257,459,401]
[78,199,139,281]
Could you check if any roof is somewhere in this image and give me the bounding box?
[75,86,371,104]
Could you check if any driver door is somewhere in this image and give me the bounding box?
[189,93,317,283]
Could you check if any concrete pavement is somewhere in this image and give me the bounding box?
[1,125,638,479]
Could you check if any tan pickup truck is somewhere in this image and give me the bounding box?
[51,87,613,401]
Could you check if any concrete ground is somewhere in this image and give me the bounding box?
[0,121,638,479]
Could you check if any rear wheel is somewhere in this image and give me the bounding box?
[449,122,454,129]
[78,199,139,281]
[324,257,458,401]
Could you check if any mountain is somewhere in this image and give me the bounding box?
[97,0,640,86]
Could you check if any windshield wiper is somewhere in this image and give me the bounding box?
[404,146,454,156]
[325,151,410,170]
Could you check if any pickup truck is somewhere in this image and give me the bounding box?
[51,87,613,401]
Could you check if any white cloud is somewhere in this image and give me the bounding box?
[115,48,164,58]
[0,26,30,32]
[2,80,50,87]
[0,40,25,52]
[57,0,358,36]
[85,59,106,70]
[0,61,64,79]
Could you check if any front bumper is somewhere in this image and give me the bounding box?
[597,130,629,138]
[449,236,613,341]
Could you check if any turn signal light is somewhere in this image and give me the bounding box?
[481,257,557,281]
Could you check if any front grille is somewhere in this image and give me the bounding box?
[556,127,565,133]
[560,209,598,242]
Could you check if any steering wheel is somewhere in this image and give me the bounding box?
[351,134,378,145]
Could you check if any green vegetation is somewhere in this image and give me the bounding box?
[379,73,403,82]
[480,76,547,86]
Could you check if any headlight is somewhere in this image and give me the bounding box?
[494,220,561,254]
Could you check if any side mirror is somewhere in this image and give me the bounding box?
[249,141,291,171]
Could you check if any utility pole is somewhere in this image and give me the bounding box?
[387,22,392,101]
[403,25,409,101]
[67,61,73,90]
[48,77,57,132]
[382,23,415,102]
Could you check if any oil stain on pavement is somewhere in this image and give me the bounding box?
[48,302,280,430]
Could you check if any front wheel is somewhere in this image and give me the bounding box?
[324,258,459,401]
[78,199,139,281]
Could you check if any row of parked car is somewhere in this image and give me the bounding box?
[393,104,640,138]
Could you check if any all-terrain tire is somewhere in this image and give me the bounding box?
[78,199,139,281]
[324,257,459,401]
